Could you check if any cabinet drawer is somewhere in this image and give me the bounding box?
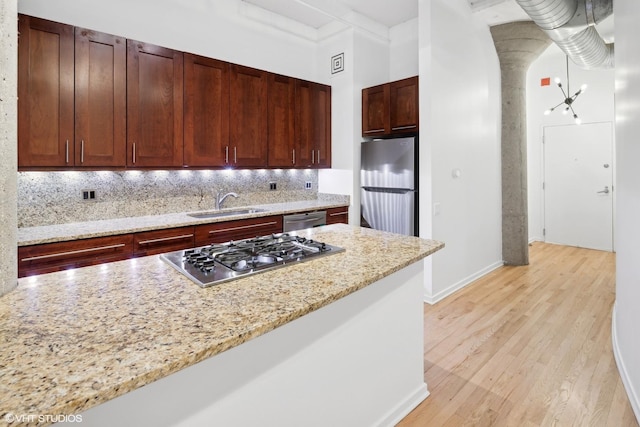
[133,226,195,257]
[195,215,283,246]
[18,234,133,277]
[326,207,349,225]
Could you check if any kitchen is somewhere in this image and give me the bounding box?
[1,0,640,425]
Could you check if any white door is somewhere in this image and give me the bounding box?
[543,122,614,251]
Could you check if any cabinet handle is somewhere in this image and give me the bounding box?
[138,234,194,245]
[208,221,279,234]
[20,243,127,262]
[364,129,385,133]
[317,150,320,164]
[133,142,136,164]
[391,125,417,131]
[65,139,69,164]
[292,149,296,165]
[329,211,348,216]
[312,150,315,164]
[234,146,237,164]
[81,140,85,164]
[225,146,229,163]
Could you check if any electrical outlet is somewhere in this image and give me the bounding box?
[82,190,96,200]
[305,182,312,190]
[269,182,277,190]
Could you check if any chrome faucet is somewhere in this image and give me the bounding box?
[215,190,238,210]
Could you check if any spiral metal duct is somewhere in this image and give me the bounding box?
[514,0,614,69]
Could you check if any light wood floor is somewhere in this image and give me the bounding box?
[398,242,638,427]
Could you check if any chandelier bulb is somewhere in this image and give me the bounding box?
[544,109,552,115]
[580,84,588,92]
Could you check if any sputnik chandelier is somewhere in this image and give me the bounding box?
[544,55,588,125]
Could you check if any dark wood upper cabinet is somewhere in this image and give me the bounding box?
[18,14,331,171]
[267,74,296,168]
[74,28,126,167]
[229,65,268,168]
[362,76,418,137]
[184,54,230,167]
[127,40,184,167]
[18,16,127,169]
[18,15,74,168]
[390,76,419,134]
[296,80,331,168]
[313,83,331,168]
[362,83,389,138]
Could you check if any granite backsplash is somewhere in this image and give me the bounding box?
[18,169,341,227]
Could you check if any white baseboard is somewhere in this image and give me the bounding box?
[529,237,542,244]
[611,304,640,423]
[377,383,429,427]
[423,260,504,305]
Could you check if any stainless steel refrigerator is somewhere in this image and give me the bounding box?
[360,137,418,236]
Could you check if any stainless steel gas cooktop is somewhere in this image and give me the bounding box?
[160,233,345,287]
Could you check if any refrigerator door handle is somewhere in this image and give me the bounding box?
[362,186,415,194]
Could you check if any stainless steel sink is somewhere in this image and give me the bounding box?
[187,208,267,219]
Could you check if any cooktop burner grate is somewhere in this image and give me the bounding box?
[160,233,344,287]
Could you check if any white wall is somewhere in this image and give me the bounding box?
[613,0,640,420]
[318,21,415,226]
[526,43,615,243]
[18,0,319,82]
[390,18,419,81]
[420,0,503,303]
[317,29,358,220]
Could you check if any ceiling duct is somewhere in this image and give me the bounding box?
[514,0,614,69]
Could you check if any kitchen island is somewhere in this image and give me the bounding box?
[1,225,443,426]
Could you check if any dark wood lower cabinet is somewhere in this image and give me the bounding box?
[132,227,195,257]
[326,207,349,225]
[195,215,283,246]
[18,210,350,277]
[18,235,133,277]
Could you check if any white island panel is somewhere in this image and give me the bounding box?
[75,262,426,427]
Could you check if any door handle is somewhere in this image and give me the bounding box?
[597,186,610,194]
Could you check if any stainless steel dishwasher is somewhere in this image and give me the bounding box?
[283,211,327,232]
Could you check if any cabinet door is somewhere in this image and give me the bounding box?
[127,40,184,167]
[390,76,419,134]
[314,83,332,168]
[362,83,389,137]
[18,235,133,277]
[17,15,74,168]
[133,226,195,257]
[184,54,229,167]
[267,74,296,168]
[194,216,283,246]
[326,206,349,225]
[75,28,126,167]
[229,65,268,168]
[295,80,331,168]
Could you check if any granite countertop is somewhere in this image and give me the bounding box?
[0,225,443,426]
[17,199,350,246]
